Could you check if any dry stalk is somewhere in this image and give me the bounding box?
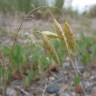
[52,17,86,95]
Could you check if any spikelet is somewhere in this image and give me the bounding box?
[41,31,63,40]
[41,31,58,39]
[41,34,60,64]
[53,18,71,54]
[53,18,77,56]
[63,22,77,55]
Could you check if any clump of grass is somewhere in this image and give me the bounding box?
[1,44,27,80]
[40,17,86,94]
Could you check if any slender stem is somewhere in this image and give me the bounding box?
[70,56,87,95]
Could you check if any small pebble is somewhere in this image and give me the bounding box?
[83,71,90,79]
[49,76,55,81]
[46,84,60,94]
[77,64,85,73]
[63,62,70,69]
[6,87,17,96]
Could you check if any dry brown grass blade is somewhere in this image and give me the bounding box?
[42,34,60,64]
